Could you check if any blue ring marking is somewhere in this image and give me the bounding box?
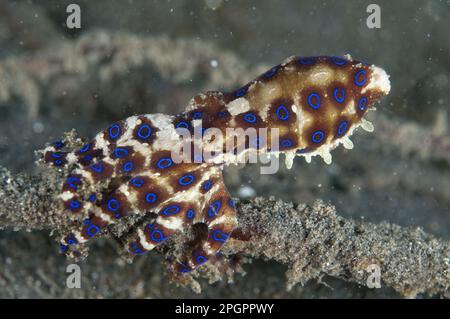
[69,200,81,210]
[145,192,157,203]
[88,194,96,202]
[330,56,347,66]
[108,124,121,139]
[307,93,321,110]
[212,229,229,243]
[178,174,195,186]
[60,244,69,252]
[107,198,120,212]
[354,69,367,87]
[296,148,309,154]
[229,198,235,208]
[161,205,181,216]
[208,200,222,217]
[149,228,167,243]
[186,209,195,220]
[337,120,349,136]
[176,121,190,129]
[53,141,64,148]
[263,66,279,78]
[66,176,81,190]
[192,111,202,119]
[281,138,293,148]
[156,157,173,169]
[86,224,101,237]
[122,161,134,172]
[243,113,257,123]
[66,235,77,245]
[51,152,62,159]
[202,180,212,191]
[196,255,208,265]
[311,130,326,144]
[358,96,367,111]
[137,124,152,139]
[129,242,144,255]
[333,88,346,103]
[275,104,289,121]
[90,162,103,173]
[79,143,90,153]
[234,86,248,98]
[54,159,63,166]
[298,57,315,65]
[113,147,129,158]
[130,177,145,187]
[83,219,91,225]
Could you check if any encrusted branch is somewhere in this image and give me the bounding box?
[0,165,448,298]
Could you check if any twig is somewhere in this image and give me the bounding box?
[0,165,448,298]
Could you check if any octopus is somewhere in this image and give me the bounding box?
[41,55,391,273]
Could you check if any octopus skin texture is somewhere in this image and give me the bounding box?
[41,55,391,273]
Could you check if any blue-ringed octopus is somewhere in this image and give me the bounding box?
[41,55,391,273]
